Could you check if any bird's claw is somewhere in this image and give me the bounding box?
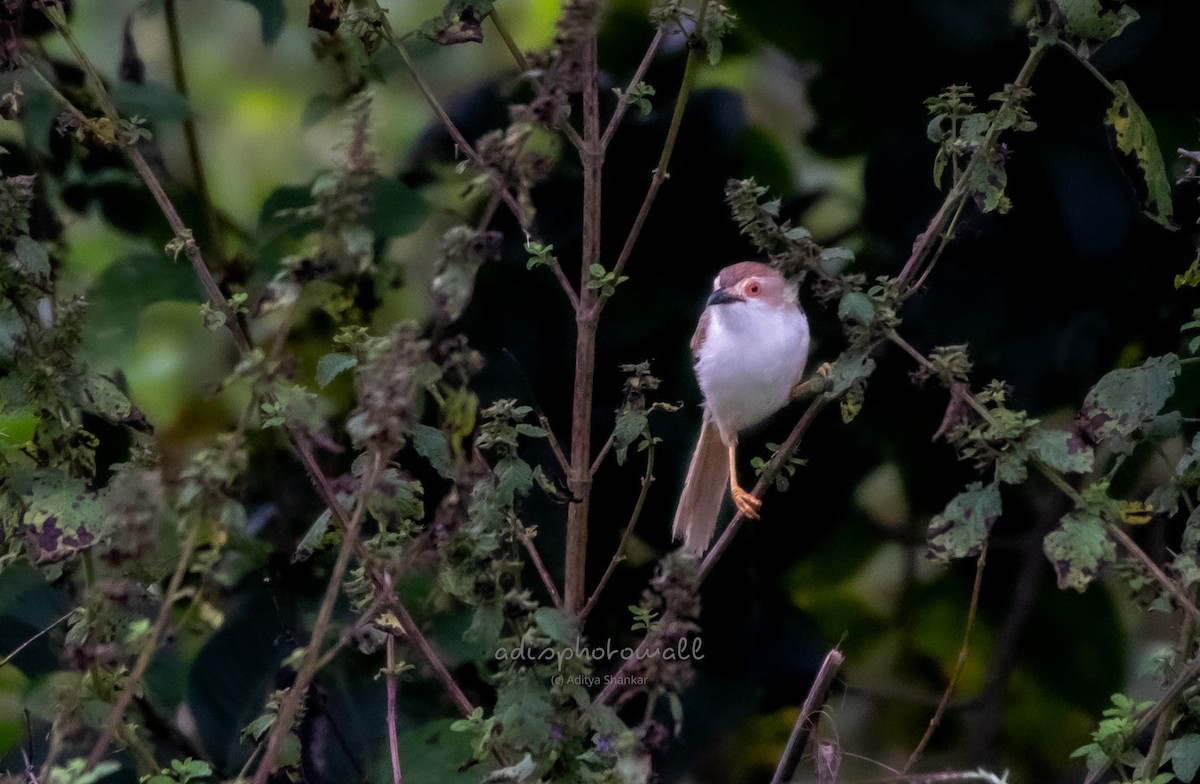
[790,362,834,400]
[731,486,761,520]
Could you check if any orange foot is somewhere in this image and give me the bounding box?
[790,362,834,400]
[731,485,762,520]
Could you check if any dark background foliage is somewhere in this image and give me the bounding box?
[2,0,1199,782]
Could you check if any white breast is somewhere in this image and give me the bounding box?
[695,301,809,440]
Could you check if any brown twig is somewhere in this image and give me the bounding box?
[902,543,989,773]
[1083,651,1200,784]
[36,4,250,354]
[0,609,73,670]
[580,446,656,620]
[596,32,702,317]
[388,37,580,312]
[385,633,403,784]
[770,647,845,784]
[595,395,830,707]
[518,525,564,609]
[163,0,226,271]
[85,528,199,768]
[700,395,828,581]
[889,330,1200,627]
[251,452,382,784]
[600,28,665,151]
[563,21,605,615]
[392,599,475,717]
[895,41,1047,295]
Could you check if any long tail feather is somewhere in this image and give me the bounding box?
[672,415,728,555]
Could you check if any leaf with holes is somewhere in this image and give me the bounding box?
[927,481,1001,562]
[1104,80,1176,229]
[1027,428,1094,475]
[1077,354,1179,454]
[1056,0,1139,55]
[1043,509,1114,591]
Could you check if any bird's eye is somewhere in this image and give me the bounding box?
[745,280,762,297]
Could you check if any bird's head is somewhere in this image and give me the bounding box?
[706,261,795,310]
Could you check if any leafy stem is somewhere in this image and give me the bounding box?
[580,443,656,621]
[84,528,200,768]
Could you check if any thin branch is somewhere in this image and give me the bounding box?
[388,37,580,311]
[596,35,702,317]
[538,411,573,477]
[251,452,382,784]
[488,10,585,152]
[700,395,828,581]
[0,609,73,670]
[589,431,615,477]
[903,543,988,773]
[770,647,845,784]
[1141,607,1194,777]
[35,4,250,354]
[392,599,476,717]
[517,525,564,609]
[85,528,199,768]
[1107,522,1200,627]
[599,28,665,151]
[595,395,830,708]
[163,0,226,271]
[488,9,529,73]
[1083,651,1200,784]
[385,634,403,784]
[895,41,1047,295]
[580,446,656,620]
[890,330,1200,628]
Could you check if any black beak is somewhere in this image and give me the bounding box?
[706,289,742,306]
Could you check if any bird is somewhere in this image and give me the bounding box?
[672,261,811,555]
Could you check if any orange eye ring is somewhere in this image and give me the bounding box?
[745,280,762,297]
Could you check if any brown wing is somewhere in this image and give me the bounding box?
[690,308,710,363]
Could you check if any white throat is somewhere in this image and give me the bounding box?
[695,300,809,439]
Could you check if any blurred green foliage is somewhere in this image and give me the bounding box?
[0,1,1199,783]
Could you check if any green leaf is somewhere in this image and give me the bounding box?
[612,410,648,466]
[533,607,577,646]
[1104,80,1176,229]
[1026,429,1094,475]
[316,352,358,389]
[21,471,107,563]
[494,456,533,506]
[926,481,1002,562]
[826,352,875,397]
[1057,0,1139,52]
[110,81,192,123]
[77,373,133,422]
[1167,733,1200,783]
[420,0,495,45]
[242,712,275,741]
[494,674,553,749]
[968,152,1009,214]
[233,0,287,44]
[413,423,453,478]
[1077,354,1179,454]
[293,508,332,563]
[819,246,854,274]
[465,603,504,650]
[1043,510,1114,591]
[367,177,430,238]
[13,236,49,277]
[837,291,875,325]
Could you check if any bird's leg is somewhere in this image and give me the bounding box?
[727,437,761,520]
[789,361,833,401]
